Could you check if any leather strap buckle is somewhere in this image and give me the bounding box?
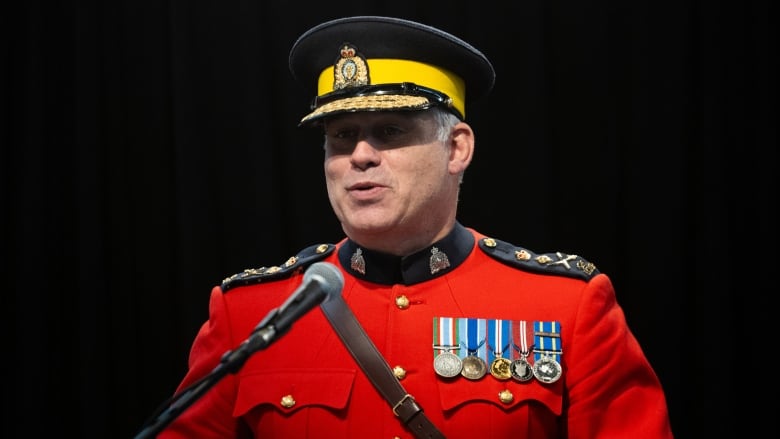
[392,394,416,417]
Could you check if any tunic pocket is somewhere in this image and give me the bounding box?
[436,376,563,415]
[234,368,357,417]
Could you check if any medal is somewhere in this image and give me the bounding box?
[511,320,534,382]
[511,357,534,382]
[487,319,512,380]
[433,317,463,378]
[490,357,512,380]
[461,354,487,380]
[532,355,562,383]
[433,348,462,378]
[533,321,563,384]
[459,318,487,380]
[432,317,462,378]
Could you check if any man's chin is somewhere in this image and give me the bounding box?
[342,218,399,238]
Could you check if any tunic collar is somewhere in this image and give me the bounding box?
[337,222,474,285]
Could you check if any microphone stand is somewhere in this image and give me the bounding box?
[134,285,327,439]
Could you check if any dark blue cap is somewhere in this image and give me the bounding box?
[289,16,496,125]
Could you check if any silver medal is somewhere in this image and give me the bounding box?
[433,351,463,378]
[532,356,562,384]
[511,357,534,382]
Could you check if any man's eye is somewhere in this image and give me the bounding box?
[332,129,356,139]
[381,126,403,137]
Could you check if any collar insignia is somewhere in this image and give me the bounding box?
[350,247,366,275]
[429,246,451,274]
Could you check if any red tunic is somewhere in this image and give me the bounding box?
[158,225,673,438]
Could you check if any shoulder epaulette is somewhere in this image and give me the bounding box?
[220,243,336,292]
[478,237,599,281]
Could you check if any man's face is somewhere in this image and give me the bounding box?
[322,110,456,248]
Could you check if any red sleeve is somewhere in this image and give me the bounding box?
[157,286,250,438]
[564,274,673,438]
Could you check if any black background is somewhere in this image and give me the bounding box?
[1,1,776,437]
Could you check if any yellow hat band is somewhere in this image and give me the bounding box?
[315,58,466,118]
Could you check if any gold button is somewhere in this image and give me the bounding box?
[395,295,410,309]
[498,389,514,404]
[393,365,407,380]
[280,394,296,408]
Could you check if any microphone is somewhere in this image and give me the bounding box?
[132,262,344,439]
[263,261,344,335]
[244,261,344,351]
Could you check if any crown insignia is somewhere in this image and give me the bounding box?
[429,247,451,274]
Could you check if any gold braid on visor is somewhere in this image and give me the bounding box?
[301,83,459,125]
[298,57,466,125]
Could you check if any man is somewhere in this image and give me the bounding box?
[155,16,673,438]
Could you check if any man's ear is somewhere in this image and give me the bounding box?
[448,122,475,175]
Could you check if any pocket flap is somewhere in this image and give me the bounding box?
[235,369,357,417]
[437,378,563,415]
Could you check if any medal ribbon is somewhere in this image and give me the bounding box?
[512,319,530,360]
[432,316,458,357]
[533,321,562,362]
[487,319,511,363]
[457,317,487,361]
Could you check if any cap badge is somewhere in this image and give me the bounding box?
[333,44,369,90]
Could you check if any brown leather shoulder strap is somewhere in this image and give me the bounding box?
[320,292,446,439]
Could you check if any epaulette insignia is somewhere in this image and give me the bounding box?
[220,243,336,292]
[478,237,599,281]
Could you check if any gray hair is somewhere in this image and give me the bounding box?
[431,107,461,143]
[429,107,469,185]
